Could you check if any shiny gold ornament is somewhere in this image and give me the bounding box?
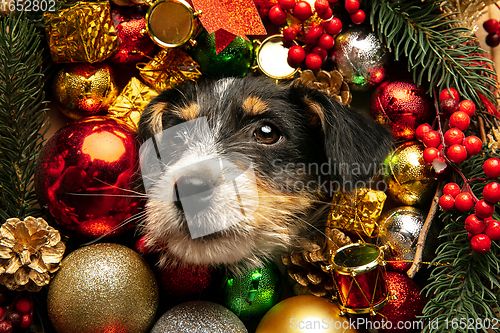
[44,2,119,63]
[256,295,358,333]
[0,0,12,15]
[108,77,158,130]
[383,141,437,206]
[0,217,65,292]
[297,70,352,105]
[146,0,201,48]
[328,188,387,237]
[53,63,119,120]
[47,243,159,333]
[376,207,438,273]
[137,48,202,92]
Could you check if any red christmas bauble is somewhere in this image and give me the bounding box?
[110,6,156,65]
[35,117,142,238]
[375,271,425,333]
[158,265,214,300]
[370,80,434,140]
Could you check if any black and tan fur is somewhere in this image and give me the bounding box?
[138,77,392,273]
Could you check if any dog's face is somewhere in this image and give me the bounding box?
[138,77,391,273]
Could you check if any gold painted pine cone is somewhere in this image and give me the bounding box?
[0,217,65,292]
[281,228,352,298]
[295,69,352,105]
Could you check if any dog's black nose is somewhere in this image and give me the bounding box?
[174,175,215,212]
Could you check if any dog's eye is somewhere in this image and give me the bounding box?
[254,124,281,144]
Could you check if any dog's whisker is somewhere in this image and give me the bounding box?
[82,211,146,246]
[67,193,147,198]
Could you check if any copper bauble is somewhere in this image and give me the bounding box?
[370,79,434,140]
[256,295,358,333]
[35,117,142,238]
[382,141,437,205]
[53,63,119,120]
[47,243,158,333]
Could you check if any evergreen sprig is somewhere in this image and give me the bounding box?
[421,149,500,333]
[368,0,497,106]
[0,14,48,222]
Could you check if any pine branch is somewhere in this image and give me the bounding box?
[0,14,48,222]
[421,149,500,333]
[368,0,498,107]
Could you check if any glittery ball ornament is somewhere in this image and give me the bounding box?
[110,6,156,65]
[53,63,119,120]
[35,117,142,239]
[221,262,283,322]
[150,301,247,333]
[256,296,358,333]
[370,79,434,140]
[332,26,390,89]
[382,141,437,206]
[188,30,254,78]
[47,243,158,333]
[377,207,437,272]
[158,264,214,300]
[374,271,425,333]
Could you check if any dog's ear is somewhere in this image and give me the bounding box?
[288,83,392,188]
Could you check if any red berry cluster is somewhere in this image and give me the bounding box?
[268,0,366,71]
[416,88,480,172]
[286,18,341,70]
[437,160,500,254]
[483,18,500,47]
[0,289,34,332]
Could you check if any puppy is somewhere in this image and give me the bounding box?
[138,77,392,274]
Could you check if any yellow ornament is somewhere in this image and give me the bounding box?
[44,1,119,63]
[108,77,159,130]
[137,48,202,92]
[47,243,158,333]
[382,141,437,205]
[256,295,358,333]
[53,63,119,120]
[0,216,65,292]
[328,188,387,237]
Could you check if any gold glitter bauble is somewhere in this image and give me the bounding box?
[47,243,158,333]
[382,141,437,205]
[256,296,358,333]
[53,63,119,120]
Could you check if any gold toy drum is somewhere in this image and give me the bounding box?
[330,242,389,315]
[146,0,201,48]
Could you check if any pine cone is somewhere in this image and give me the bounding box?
[0,217,66,292]
[282,228,352,298]
[295,69,352,105]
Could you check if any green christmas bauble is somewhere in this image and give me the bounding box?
[221,262,283,322]
[188,30,254,78]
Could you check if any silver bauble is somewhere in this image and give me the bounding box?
[332,25,390,89]
[377,206,438,272]
[151,301,248,333]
